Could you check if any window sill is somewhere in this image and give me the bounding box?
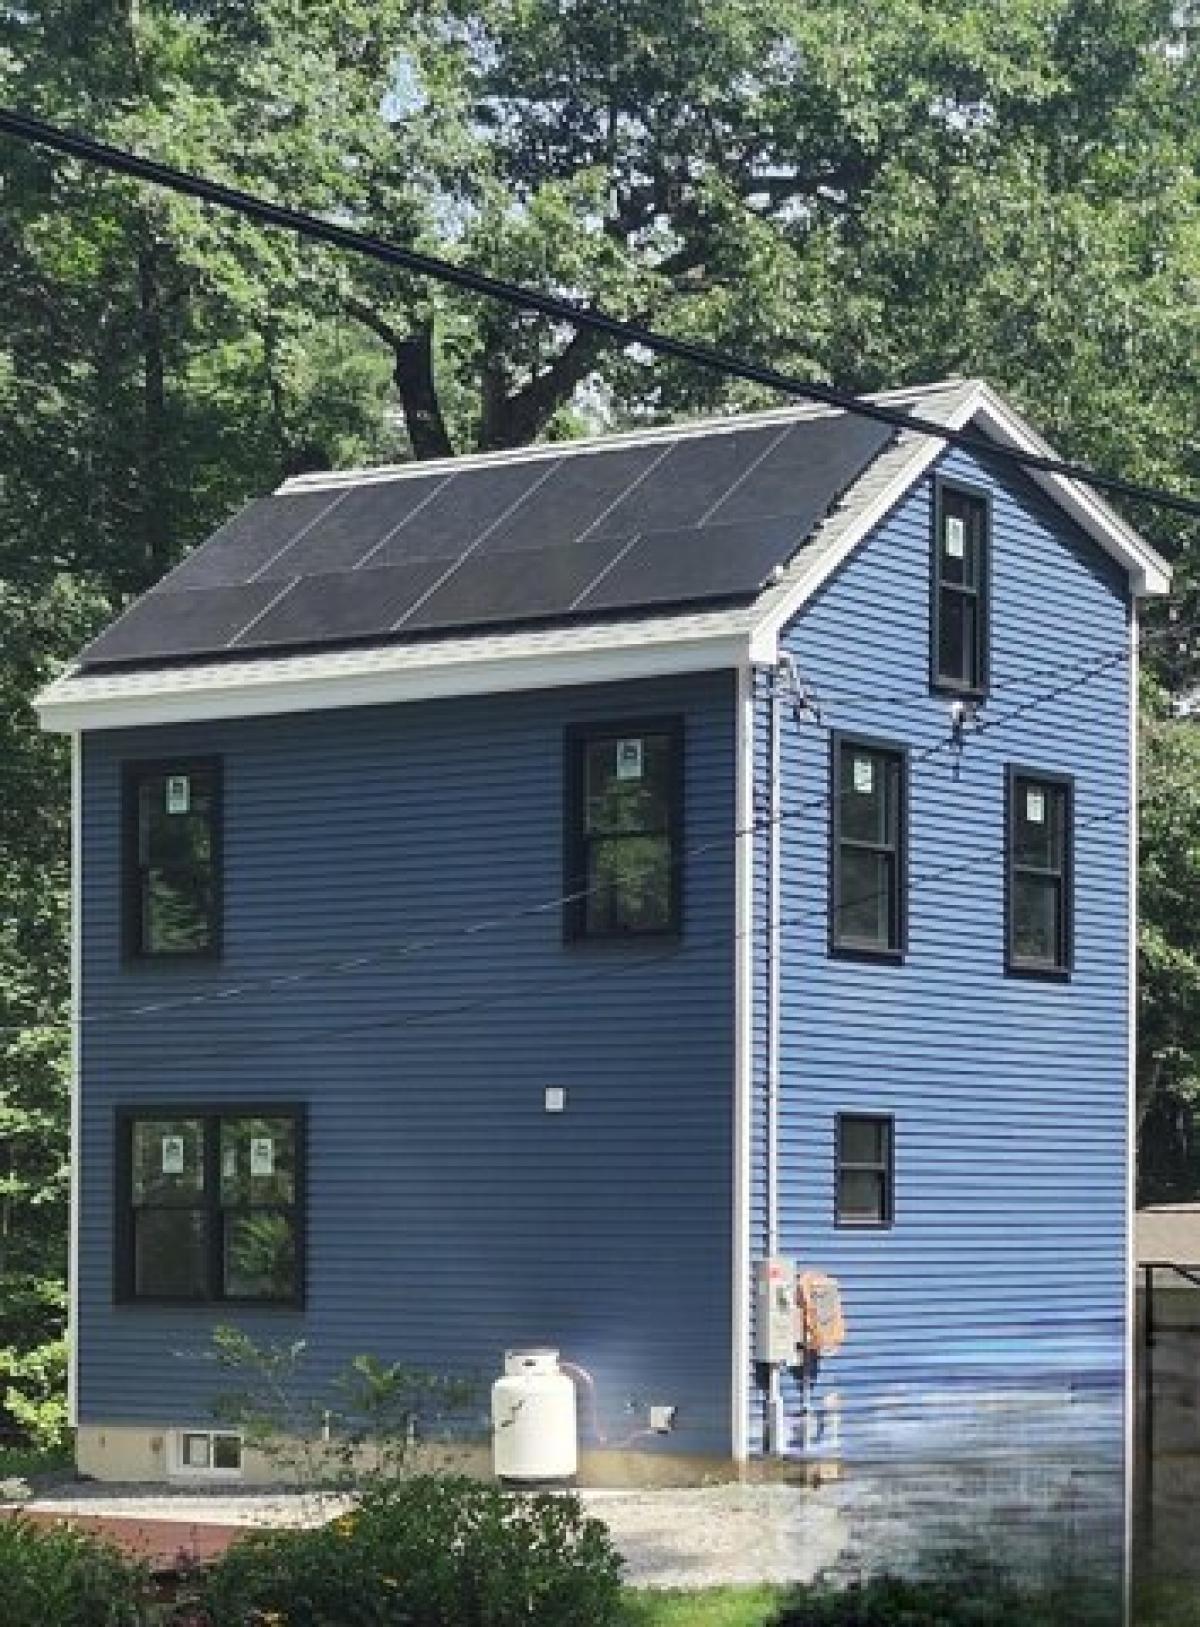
[929,677,988,703]
[829,942,906,966]
[1005,960,1072,983]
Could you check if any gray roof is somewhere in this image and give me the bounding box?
[79,404,896,670]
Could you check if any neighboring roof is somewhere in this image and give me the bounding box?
[1137,1204,1200,1266]
[37,379,1171,733]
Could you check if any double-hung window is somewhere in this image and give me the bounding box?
[836,1115,894,1227]
[1007,769,1073,975]
[565,720,683,939]
[830,736,907,958]
[932,482,989,696]
[123,760,221,958]
[117,1108,304,1305]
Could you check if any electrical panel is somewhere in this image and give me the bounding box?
[754,1256,798,1364]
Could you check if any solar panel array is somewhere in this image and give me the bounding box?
[80,412,894,669]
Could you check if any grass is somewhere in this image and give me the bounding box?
[624,1588,786,1627]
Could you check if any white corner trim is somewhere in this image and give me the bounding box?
[1123,600,1139,1610]
[731,662,755,1463]
[68,732,81,1428]
[36,631,753,734]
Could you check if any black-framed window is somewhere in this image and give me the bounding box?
[830,735,907,958]
[932,482,989,696]
[1007,769,1073,976]
[836,1115,894,1227]
[116,1107,304,1305]
[564,719,683,939]
[123,759,222,959]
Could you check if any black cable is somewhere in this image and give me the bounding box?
[1,107,1197,523]
[0,619,1157,1039]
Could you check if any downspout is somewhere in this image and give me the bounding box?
[766,662,785,1456]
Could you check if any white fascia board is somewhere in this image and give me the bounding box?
[746,382,1170,663]
[36,629,753,734]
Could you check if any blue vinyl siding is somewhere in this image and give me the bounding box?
[752,448,1130,1463]
[79,671,736,1455]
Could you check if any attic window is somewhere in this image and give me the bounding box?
[123,759,221,959]
[932,482,989,697]
[564,719,683,939]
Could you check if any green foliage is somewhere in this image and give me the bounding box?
[0,1516,151,1627]
[1138,685,1200,1200]
[768,1568,1121,1626]
[197,1475,625,1627]
[209,1326,481,1487]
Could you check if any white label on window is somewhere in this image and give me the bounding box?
[222,1146,238,1179]
[165,775,191,815]
[852,757,874,795]
[161,1135,185,1175]
[945,516,966,559]
[1026,788,1046,825]
[615,738,644,781]
[250,1137,274,1177]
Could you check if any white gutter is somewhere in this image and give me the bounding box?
[730,662,755,1464]
[766,661,785,1455]
[37,632,753,734]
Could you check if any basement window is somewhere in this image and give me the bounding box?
[830,735,907,959]
[1007,769,1073,976]
[116,1108,304,1305]
[123,759,222,959]
[932,481,989,697]
[173,1430,243,1478]
[564,719,683,939]
[836,1115,894,1227]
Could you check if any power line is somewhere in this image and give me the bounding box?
[0,622,1157,1040]
[1,107,1198,524]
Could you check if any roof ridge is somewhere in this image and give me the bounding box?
[278,377,977,495]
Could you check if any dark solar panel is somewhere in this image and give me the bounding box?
[586,425,784,539]
[366,459,560,569]
[257,477,458,580]
[474,444,662,555]
[399,534,632,634]
[77,410,898,669]
[229,559,450,651]
[705,414,893,527]
[79,580,287,665]
[576,516,805,616]
[164,492,343,589]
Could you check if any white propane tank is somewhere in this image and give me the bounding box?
[492,1348,578,1484]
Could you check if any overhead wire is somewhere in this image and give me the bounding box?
[0,106,1198,523]
[0,621,1160,1041]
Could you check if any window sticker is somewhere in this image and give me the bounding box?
[615,738,644,781]
[1026,787,1046,825]
[945,515,966,560]
[250,1137,274,1178]
[222,1146,238,1179]
[161,1135,185,1176]
[165,775,191,815]
[852,757,874,795]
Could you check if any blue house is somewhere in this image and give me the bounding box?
[37,378,1169,1486]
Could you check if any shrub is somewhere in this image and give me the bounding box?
[0,1515,150,1627]
[200,1474,625,1627]
[772,1569,1121,1627]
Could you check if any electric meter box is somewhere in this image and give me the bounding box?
[754,1255,798,1365]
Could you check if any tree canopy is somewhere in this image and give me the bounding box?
[0,0,1197,1441]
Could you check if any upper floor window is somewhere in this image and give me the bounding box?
[830,735,907,959]
[1007,769,1073,976]
[123,760,221,959]
[565,720,683,939]
[932,482,989,696]
[116,1107,304,1305]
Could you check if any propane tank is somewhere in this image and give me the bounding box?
[491,1348,578,1484]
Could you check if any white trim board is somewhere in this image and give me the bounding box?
[36,380,1170,735]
